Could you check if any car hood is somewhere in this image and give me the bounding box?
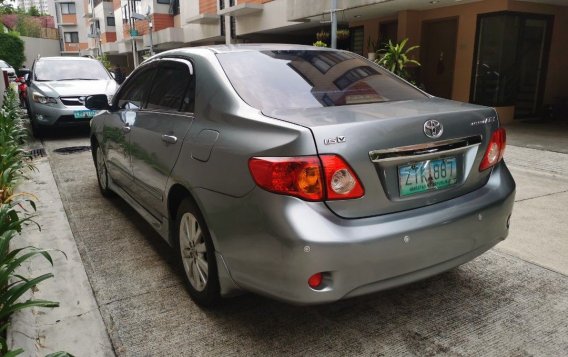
[34,80,118,98]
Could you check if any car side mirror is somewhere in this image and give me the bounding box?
[85,94,111,110]
[111,72,116,79]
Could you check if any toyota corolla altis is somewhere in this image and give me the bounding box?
[87,45,515,306]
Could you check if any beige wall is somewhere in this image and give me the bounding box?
[21,36,61,68]
[351,0,567,109]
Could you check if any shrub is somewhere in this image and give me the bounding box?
[0,32,25,69]
[375,38,420,82]
[0,89,60,356]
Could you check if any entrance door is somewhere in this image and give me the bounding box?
[515,18,550,117]
[470,12,553,119]
[420,18,458,99]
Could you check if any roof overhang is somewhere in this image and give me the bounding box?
[186,13,220,24]
[217,3,263,17]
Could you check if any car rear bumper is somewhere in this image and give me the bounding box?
[198,161,515,305]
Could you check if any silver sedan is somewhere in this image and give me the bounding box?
[87,45,515,306]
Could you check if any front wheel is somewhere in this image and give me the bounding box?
[175,198,220,307]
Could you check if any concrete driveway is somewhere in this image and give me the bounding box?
[29,126,568,356]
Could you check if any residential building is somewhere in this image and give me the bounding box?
[86,0,568,121]
[19,0,50,13]
[47,0,90,55]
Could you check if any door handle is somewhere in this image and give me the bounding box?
[122,125,131,133]
[161,134,178,144]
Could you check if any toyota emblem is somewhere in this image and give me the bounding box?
[423,120,443,139]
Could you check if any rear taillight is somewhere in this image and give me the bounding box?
[248,156,324,201]
[479,128,506,171]
[248,155,364,201]
[320,155,364,200]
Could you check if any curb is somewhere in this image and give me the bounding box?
[7,143,114,356]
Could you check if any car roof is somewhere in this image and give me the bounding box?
[161,44,338,57]
[37,56,98,62]
[202,44,335,53]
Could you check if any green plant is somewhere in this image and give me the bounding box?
[313,40,327,48]
[376,38,420,81]
[96,54,112,71]
[316,30,329,41]
[27,6,40,16]
[0,88,60,356]
[336,28,349,40]
[0,90,34,204]
[0,32,25,69]
[14,14,41,38]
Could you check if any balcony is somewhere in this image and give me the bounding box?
[217,3,263,17]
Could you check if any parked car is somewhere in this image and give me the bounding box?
[26,56,118,136]
[0,60,16,82]
[88,45,515,306]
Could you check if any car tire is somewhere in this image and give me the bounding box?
[175,198,220,307]
[28,107,44,139]
[93,144,113,197]
[30,119,44,139]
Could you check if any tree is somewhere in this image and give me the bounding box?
[27,5,40,16]
[0,32,25,69]
[0,4,16,14]
[15,14,41,37]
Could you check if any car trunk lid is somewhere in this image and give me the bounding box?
[263,98,500,218]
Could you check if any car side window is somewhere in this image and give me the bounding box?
[116,66,156,110]
[146,60,194,112]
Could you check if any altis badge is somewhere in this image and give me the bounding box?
[324,136,346,145]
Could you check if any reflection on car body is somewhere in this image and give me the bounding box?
[88,45,515,306]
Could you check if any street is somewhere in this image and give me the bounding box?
[34,126,568,356]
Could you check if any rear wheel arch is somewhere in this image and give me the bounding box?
[167,184,206,243]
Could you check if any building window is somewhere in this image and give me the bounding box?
[60,2,76,14]
[349,27,364,56]
[471,12,552,117]
[156,0,169,4]
[107,16,115,26]
[64,32,79,43]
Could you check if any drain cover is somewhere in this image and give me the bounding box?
[26,148,47,159]
[53,146,92,155]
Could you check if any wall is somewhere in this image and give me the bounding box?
[349,0,568,117]
[21,36,60,67]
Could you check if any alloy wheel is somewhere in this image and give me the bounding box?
[96,146,108,189]
[179,212,208,292]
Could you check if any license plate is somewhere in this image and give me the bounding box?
[398,157,458,196]
[73,110,97,119]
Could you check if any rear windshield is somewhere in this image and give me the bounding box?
[217,50,426,111]
[34,59,110,81]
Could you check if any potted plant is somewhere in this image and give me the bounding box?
[336,28,349,40]
[316,30,330,41]
[367,36,379,61]
[376,38,421,82]
[313,40,327,47]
